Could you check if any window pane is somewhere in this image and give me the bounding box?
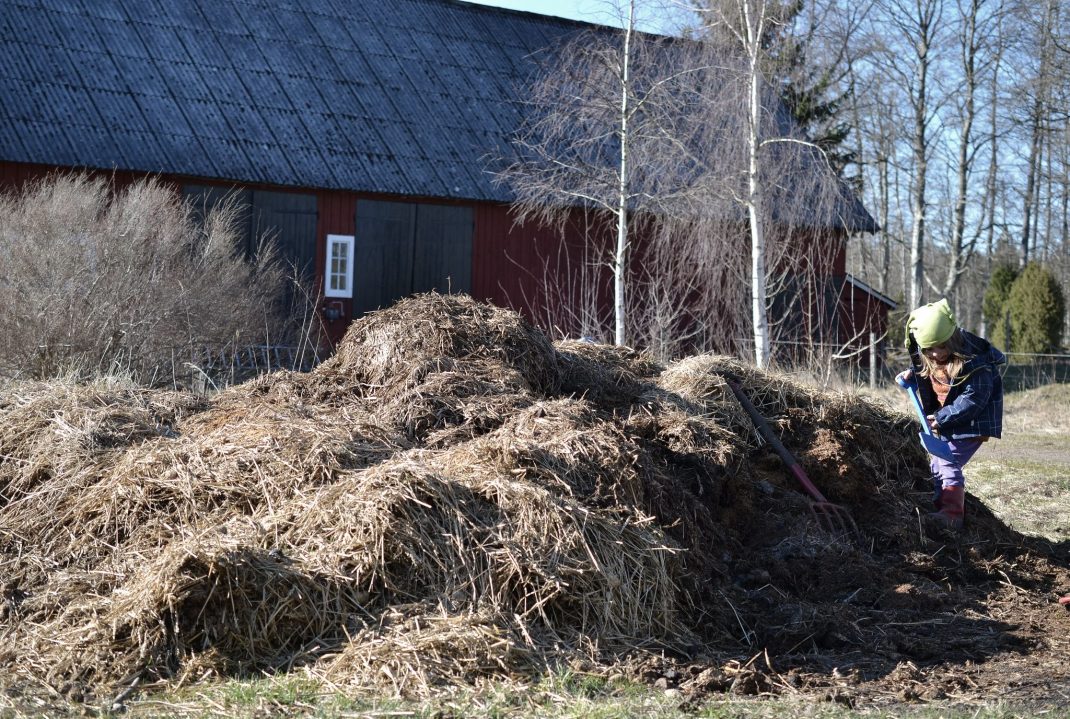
[325,235,354,299]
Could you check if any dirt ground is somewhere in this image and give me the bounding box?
[629,384,1070,711]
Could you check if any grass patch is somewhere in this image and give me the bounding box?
[968,455,1070,541]
[963,383,1070,541]
[108,675,1070,719]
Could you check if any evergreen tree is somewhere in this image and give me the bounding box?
[1006,263,1065,355]
[769,1,855,178]
[982,263,1018,350]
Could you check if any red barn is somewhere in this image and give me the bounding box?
[0,0,888,361]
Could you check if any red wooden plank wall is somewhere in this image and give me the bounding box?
[316,190,358,345]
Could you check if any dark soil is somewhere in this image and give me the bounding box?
[620,401,1070,709]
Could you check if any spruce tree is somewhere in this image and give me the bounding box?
[1006,263,1065,355]
[982,263,1017,350]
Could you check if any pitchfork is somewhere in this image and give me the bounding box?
[724,376,859,540]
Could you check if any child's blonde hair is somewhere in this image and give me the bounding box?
[917,328,972,384]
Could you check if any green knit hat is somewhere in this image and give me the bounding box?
[905,298,957,349]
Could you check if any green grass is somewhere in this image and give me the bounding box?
[108,675,1070,719]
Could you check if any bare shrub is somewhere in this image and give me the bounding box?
[0,173,292,384]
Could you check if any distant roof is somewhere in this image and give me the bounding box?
[0,0,875,230]
[845,274,897,309]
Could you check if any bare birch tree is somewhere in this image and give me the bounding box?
[497,0,682,346]
[685,0,874,368]
[500,0,872,365]
[937,0,1008,298]
[886,0,945,309]
[687,0,784,366]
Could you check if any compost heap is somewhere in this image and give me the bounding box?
[1,293,1068,704]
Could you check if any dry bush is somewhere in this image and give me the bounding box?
[0,173,291,384]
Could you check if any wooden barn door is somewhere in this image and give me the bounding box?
[182,185,318,313]
[354,199,473,317]
[250,190,318,287]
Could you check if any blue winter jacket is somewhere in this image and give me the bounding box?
[907,329,1007,440]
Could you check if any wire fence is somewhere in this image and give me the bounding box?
[1000,353,1070,391]
[185,343,322,392]
[865,346,1070,391]
[185,339,1069,395]
[766,338,1070,392]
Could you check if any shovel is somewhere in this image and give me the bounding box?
[724,377,858,539]
[894,374,957,463]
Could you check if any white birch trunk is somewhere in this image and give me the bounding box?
[942,0,979,298]
[744,0,770,369]
[908,15,931,310]
[614,0,634,346]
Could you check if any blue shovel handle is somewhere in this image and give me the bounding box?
[895,374,957,463]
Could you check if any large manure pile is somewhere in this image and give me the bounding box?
[2,294,1068,705]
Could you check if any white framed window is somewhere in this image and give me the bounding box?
[324,234,355,298]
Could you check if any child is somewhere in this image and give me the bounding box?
[897,298,1006,531]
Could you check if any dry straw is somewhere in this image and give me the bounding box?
[1,293,933,702]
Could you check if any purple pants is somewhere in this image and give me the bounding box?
[930,437,986,502]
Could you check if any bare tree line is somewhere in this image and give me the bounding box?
[497,0,1069,368]
[498,0,873,370]
[833,0,1070,333]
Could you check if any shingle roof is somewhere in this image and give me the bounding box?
[0,0,876,230]
[0,0,582,200]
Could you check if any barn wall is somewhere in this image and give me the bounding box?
[835,279,896,370]
[473,203,616,338]
[316,190,358,345]
[0,160,884,359]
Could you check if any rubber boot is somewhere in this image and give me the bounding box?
[925,485,964,533]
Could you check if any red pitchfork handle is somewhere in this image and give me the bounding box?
[725,377,830,505]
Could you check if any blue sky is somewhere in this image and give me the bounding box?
[460,0,619,25]
[458,0,677,32]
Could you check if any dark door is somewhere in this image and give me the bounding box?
[354,199,472,317]
[181,185,251,248]
[412,204,473,295]
[250,190,318,284]
[354,199,416,317]
[183,185,317,311]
